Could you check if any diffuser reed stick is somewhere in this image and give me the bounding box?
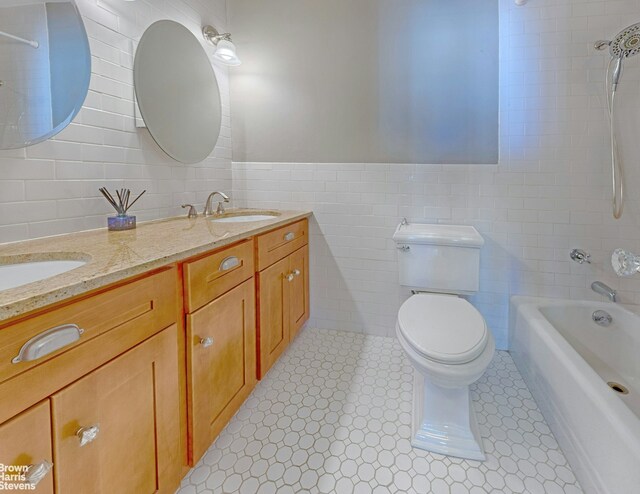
[99,188,145,216]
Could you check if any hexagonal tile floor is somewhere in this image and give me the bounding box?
[177,328,582,493]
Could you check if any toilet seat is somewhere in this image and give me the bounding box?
[397,294,488,365]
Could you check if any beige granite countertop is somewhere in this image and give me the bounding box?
[0,209,312,322]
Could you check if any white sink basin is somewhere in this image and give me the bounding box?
[210,214,279,223]
[0,260,87,291]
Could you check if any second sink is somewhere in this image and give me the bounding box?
[208,211,280,223]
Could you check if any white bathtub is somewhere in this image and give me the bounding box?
[510,296,640,494]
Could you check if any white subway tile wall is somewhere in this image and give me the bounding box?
[232,0,640,349]
[2,0,640,349]
[0,0,231,243]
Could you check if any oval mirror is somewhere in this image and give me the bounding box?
[134,20,222,164]
[0,0,91,150]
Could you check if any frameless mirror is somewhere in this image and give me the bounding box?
[134,20,222,164]
[0,0,91,150]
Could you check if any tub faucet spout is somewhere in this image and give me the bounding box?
[591,281,617,302]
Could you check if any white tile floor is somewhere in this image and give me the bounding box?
[177,328,582,494]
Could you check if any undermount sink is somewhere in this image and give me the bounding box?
[208,211,280,223]
[0,259,87,291]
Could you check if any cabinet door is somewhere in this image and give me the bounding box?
[257,256,290,379]
[289,244,310,340]
[51,325,181,494]
[0,401,53,493]
[187,279,256,463]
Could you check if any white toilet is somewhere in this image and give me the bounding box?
[393,221,495,461]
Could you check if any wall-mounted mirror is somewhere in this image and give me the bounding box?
[134,20,222,164]
[0,0,91,150]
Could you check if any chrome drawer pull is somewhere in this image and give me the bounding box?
[219,256,240,271]
[76,424,100,447]
[200,337,214,348]
[284,232,295,241]
[24,460,53,486]
[12,324,84,364]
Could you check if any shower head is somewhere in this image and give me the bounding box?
[596,23,640,93]
[609,22,640,58]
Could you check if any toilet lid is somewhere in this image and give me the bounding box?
[397,294,488,364]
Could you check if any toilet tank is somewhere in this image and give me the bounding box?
[393,222,484,295]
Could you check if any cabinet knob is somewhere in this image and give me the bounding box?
[24,460,53,486]
[76,424,100,447]
[286,273,294,282]
[200,337,214,348]
[284,232,295,241]
[292,269,301,277]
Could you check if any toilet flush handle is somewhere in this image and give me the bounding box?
[397,245,410,252]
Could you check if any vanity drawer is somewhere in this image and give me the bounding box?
[257,219,308,270]
[184,240,254,313]
[0,268,177,389]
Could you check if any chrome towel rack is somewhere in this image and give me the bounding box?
[0,29,39,49]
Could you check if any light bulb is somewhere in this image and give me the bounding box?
[213,39,241,66]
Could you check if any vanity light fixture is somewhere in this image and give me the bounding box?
[202,25,241,66]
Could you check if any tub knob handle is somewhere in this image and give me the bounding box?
[611,248,640,277]
[570,248,591,264]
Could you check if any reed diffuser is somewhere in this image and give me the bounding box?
[99,187,146,231]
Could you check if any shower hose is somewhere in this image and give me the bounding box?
[607,57,624,219]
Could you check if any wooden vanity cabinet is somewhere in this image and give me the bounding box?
[257,256,291,376]
[186,279,256,463]
[289,243,310,339]
[0,215,311,489]
[0,401,54,493]
[184,240,257,465]
[257,220,309,379]
[0,269,177,425]
[0,268,183,494]
[51,325,180,494]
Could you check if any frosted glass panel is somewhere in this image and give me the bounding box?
[230,0,498,164]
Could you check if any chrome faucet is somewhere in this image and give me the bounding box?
[591,281,617,302]
[203,191,230,216]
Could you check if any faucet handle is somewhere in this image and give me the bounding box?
[570,249,591,264]
[611,248,640,277]
[182,204,197,218]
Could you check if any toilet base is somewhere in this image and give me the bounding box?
[411,370,486,461]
